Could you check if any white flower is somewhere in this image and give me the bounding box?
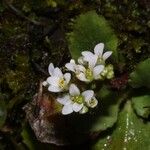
[57,84,98,115]
[76,65,104,82]
[66,58,104,82]
[43,63,71,92]
[65,59,87,78]
[77,57,104,82]
[65,59,85,73]
[82,43,112,65]
[94,43,112,64]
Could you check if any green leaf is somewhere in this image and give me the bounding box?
[0,98,7,128]
[89,87,121,132]
[67,11,118,61]
[93,101,150,150]
[132,95,150,118]
[129,58,150,88]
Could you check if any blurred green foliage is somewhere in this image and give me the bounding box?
[132,95,150,118]
[130,58,150,88]
[93,101,150,150]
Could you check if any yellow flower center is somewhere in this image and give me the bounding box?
[71,95,84,104]
[85,68,93,81]
[58,78,65,89]
[98,57,105,65]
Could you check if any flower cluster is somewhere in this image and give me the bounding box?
[66,43,114,82]
[43,43,114,115]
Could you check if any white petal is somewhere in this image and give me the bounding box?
[72,103,83,112]
[103,51,112,60]
[64,73,71,84]
[78,56,85,65]
[42,81,48,86]
[77,65,86,72]
[70,59,75,64]
[93,65,104,78]
[48,85,61,92]
[57,95,71,105]
[94,43,104,56]
[79,106,89,114]
[69,84,80,96]
[77,73,89,82]
[82,51,94,61]
[53,68,63,77]
[87,97,98,108]
[88,55,98,69]
[48,63,54,75]
[82,90,94,102]
[65,63,75,72]
[62,104,73,115]
[47,76,59,86]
